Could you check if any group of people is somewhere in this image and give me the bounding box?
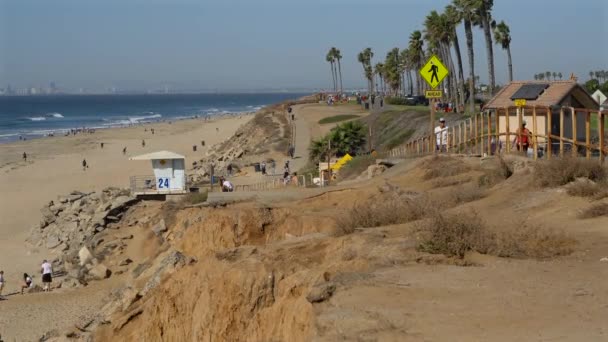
[434,117,533,155]
[0,260,54,298]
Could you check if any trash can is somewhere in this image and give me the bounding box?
[254,163,261,172]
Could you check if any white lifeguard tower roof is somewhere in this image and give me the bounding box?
[129,150,185,161]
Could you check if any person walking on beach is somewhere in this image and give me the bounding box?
[123,147,127,155]
[142,139,146,148]
[151,128,155,135]
[21,273,33,294]
[0,270,5,297]
[82,159,88,171]
[261,161,266,175]
[100,142,104,149]
[41,260,52,292]
[23,152,27,162]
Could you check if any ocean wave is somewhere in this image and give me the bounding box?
[29,117,46,121]
[128,113,162,123]
[207,108,219,112]
[253,106,263,111]
[46,112,64,118]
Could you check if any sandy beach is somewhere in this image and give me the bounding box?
[0,114,252,293]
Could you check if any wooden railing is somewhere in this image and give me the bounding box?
[392,106,607,162]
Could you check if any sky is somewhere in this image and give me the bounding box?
[0,0,606,92]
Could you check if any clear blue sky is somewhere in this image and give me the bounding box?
[1,0,606,91]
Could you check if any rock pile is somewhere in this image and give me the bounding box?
[27,187,140,288]
[28,188,139,252]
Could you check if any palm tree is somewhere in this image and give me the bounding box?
[326,50,336,92]
[357,48,374,103]
[445,4,466,110]
[533,74,538,81]
[399,48,413,95]
[545,71,551,81]
[552,72,557,81]
[492,20,513,82]
[453,0,477,114]
[589,71,594,80]
[408,30,424,95]
[558,72,563,80]
[328,121,367,156]
[332,47,343,94]
[383,48,401,96]
[374,63,385,94]
[475,0,495,94]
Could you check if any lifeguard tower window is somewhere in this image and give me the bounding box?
[510,84,550,100]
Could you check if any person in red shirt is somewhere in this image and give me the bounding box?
[513,120,532,152]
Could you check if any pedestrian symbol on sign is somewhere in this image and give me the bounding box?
[429,62,439,83]
[420,55,449,89]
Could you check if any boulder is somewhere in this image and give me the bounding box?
[119,258,133,266]
[139,250,186,296]
[91,210,109,228]
[306,282,336,303]
[367,164,387,179]
[67,193,85,203]
[152,219,167,236]
[79,246,95,266]
[46,235,62,249]
[88,264,111,280]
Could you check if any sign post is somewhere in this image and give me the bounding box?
[420,55,449,154]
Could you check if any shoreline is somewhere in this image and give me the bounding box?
[0,110,258,145]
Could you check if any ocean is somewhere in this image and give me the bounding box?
[0,93,307,143]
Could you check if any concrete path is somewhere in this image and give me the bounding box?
[290,105,312,173]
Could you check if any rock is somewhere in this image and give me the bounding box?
[367,164,387,179]
[91,210,109,228]
[67,193,85,203]
[306,282,336,303]
[46,235,62,249]
[600,257,608,262]
[120,234,134,240]
[119,258,133,266]
[132,263,151,278]
[139,216,150,225]
[152,219,167,236]
[79,247,95,266]
[139,250,186,296]
[88,264,111,280]
[58,197,69,204]
[106,215,120,222]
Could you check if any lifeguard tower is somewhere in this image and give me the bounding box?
[129,150,187,196]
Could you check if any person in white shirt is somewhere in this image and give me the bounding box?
[41,260,53,292]
[435,117,449,152]
[222,180,234,192]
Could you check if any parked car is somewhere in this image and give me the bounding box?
[404,95,429,106]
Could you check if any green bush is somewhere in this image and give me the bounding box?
[385,96,409,105]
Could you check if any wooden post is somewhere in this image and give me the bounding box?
[495,108,500,154]
[479,113,484,156]
[600,112,605,164]
[571,107,577,158]
[517,107,523,154]
[586,111,591,159]
[559,107,564,157]
[532,106,538,160]
[505,109,511,153]
[487,112,491,156]
[430,99,436,154]
[459,122,463,152]
[547,107,552,159]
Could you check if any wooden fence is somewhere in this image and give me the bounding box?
[394,106,607,163]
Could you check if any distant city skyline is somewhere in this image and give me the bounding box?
[1,0,606,91]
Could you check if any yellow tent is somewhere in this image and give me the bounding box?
[330,153,353,170]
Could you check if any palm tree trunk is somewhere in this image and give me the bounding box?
[507,45,513,82]
[482,14,495,95]
[408,70,413,95]
[464,19,476,115]
[337,58,343,94]
[332,62,338,93]
[330,62,336,92]
[452,33,466,110]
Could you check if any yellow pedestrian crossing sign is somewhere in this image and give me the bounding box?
[420,55,448,89]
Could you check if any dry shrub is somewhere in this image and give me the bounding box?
[534,156,607,187]
[432,176,472,188]
[160,200,185,229]
[579,203,608,219]
[445,183,487,205]
[181,191,208,205]
[417,211,490,258]
[478,156,514,187]
[422,156,471,180]
[338,193,431,234]
[418,213,575,259]
[490,225,575,259]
